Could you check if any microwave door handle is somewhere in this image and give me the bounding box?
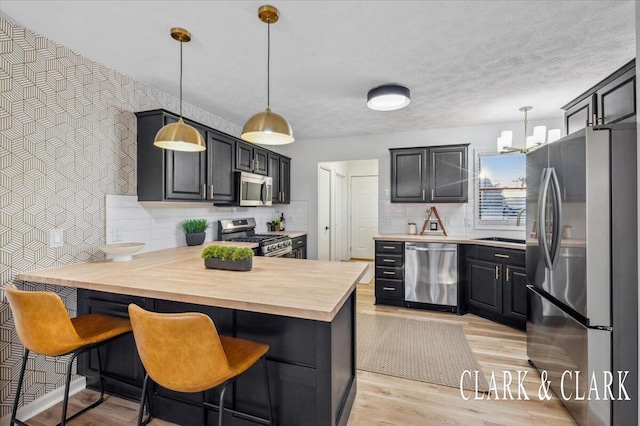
[548,168,563,268]
[537,168,552,270]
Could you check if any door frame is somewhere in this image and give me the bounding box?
[334,172,348,261]
[317,166,332,261]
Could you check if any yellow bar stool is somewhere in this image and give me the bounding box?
[128,304,274,426]
[6,283,133,426]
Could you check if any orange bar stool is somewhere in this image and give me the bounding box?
[6,283,132,426]
[128,304,274,426]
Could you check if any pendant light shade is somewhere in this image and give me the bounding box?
[242,5,294,145]
[154,27,206,152]
[154,117,205,151]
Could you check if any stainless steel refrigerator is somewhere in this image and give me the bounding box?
[526,125,637,426]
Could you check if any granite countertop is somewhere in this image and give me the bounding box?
[374,234,526,250]
[16,242,367,322]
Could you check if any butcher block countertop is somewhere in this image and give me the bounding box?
[16,242,368,322]
[264,231,308,238]
[374,234,526,250]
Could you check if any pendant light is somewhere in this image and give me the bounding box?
[242,5,294,145]
[154,27,206,152]
[498,106,561,154]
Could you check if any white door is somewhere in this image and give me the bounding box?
[335,174,347,261]
[318,167,331,261]
[351,175,378,259]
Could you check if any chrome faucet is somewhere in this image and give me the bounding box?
[516,208,526,226]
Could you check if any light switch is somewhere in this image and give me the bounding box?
[50,229,64,248]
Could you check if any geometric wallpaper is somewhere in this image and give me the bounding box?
[0,17,240,417]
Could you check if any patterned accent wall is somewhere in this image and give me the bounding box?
[0,18,241,417]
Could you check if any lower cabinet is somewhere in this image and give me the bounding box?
[374,241,404,307]
[464,246,526,330]
[291,235,307,259]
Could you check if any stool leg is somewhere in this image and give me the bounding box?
[138,374,152,426]
[218,381,231,426]
[202,391,209,426]
[60,352,78,426]
[95,346,106,400]
[10,349,29,426]
[262,356,274,426]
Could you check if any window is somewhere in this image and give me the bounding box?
[476,153,526,227]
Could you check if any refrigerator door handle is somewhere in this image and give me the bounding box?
[537,168,553,269]
[548,168,563,269]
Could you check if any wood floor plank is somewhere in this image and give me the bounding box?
[26,277,576,425]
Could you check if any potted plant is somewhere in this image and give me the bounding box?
[201,245,254,271]
[179,219,211,246]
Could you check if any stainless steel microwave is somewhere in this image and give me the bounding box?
[236,171,272,207]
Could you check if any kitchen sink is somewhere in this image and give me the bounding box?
[474,237,526,244]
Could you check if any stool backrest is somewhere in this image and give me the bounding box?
[6,284,83,356]
[128,304,233,393]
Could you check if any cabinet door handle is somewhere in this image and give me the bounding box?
[256,160,260,171]
[494,253,510,259]
[251,159,255,170]
[382,287,396,291]
[382,259,395,263]
[382,246,395,249]
[422,189,425,201]
[210,184,214,199]
[382,271,395,275]
[202,184,206,199]
[495,265,499,280]
[506,267,510,282]
[431,189,435,200]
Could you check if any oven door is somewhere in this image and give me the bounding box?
[237,172,272,207]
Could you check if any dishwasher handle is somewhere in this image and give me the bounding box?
[406,246,457,252]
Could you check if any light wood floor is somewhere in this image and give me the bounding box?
[27,281,576,426]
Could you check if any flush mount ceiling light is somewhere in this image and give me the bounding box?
[242,5,294,145]
[366,84,411,111]
[498,106,561,154]
[154,27,206,152]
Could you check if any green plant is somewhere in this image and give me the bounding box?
[179,219,211,234]
[201,245,254,261]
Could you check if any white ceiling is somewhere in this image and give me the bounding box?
[1,1,636,140]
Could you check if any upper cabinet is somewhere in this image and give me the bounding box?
[562,59,635,135]
[236,140,269,176]
[390,144,469,203]
[268,153,291,204]
[136,109,290,203]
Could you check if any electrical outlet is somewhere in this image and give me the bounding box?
[112,225,122,242]
[49,229,64,247]
[445,217,452,226]
[465,217,472,227]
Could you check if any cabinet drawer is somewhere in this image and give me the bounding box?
[375,266,404,280]
[467,245,525,266]
[375,241,404,254]
[375,279,404,299]
[375,254,403,267]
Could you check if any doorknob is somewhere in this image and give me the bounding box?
[325,226,330,230]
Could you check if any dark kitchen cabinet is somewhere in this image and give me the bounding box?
[137,111,208,201]
[291,235,307,259]
[464,245,526,330]
[563,59,635,135]
[236,140,269,175]
[429,146,468,202]
[269,153,291,204]
[390,144,468,203]
[207,132,235,203]
[374,241,405,307]
[136,109,291,203]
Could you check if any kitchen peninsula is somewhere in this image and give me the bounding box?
[16,243,368,426]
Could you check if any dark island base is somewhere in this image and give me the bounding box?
[77,289,357,426]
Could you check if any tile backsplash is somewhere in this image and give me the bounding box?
[105,195,308,254]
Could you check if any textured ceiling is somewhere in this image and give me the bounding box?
[1,1,636,140]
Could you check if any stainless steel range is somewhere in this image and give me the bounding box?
[218,218,292,257]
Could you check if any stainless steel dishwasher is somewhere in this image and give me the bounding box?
[404,242,458,311]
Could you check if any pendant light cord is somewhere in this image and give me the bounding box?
[267,19,271,109]
[179,40,183,117]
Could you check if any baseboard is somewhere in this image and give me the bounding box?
[0,377,86,426]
